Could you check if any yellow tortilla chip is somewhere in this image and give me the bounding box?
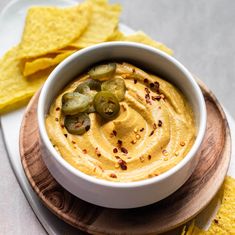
[23,50,76,76]
[107,29,125,41]
[18,3,91,59]
[122,31,173,55]
[182,176,235,234]
[0,47,52,114]
[70,0,121,48]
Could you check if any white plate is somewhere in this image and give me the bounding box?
[0,0,234,234]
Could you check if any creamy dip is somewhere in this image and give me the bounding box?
[46,62,195,182]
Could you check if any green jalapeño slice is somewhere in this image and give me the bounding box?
[62,92,90,115]
[101,76,126,101]
[64,113,90,135]
[94,91,120,120]
[88,63,116,81]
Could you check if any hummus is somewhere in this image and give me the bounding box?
[46,63,195,182]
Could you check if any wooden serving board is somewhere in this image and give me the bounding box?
[19,81,231,235]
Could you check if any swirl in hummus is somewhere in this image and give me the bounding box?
[46,62,195,182]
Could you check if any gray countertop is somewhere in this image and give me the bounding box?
[0,0,234,234]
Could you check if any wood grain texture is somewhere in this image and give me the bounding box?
[19,81,231,235]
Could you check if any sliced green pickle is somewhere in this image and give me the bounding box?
[94,91,120,120]
[101,76,126,101]
[88,63,116,81]
[62,92,90,115]
[64,113,90,135]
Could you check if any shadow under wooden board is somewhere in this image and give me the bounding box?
[19,80,231,235]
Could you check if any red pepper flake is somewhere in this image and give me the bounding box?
[72,140,76,144]
[153,123,157,130]
[55,118,59,122]
[148,155,152,160]
[118,159,127,170]
[110,173,117,178]
[64,134,67,138]
[82,149,87,154]
[95,147,101,157]
[56,107,60,111]
[113,130,117,136]
[180,141,185,147]
[145,93,150,99]
[140,128,145,132]
[158,120,162,127]
[134,79,137,84]
[152,95,161,101]
[121,147,128,154]
[154,81,160,91]
[117,140,123,147]
[61,124,65,129]
[131,140,136,144]
[113,148,118,153]
[144,78,149,83]
[145,87,150,94]
[149,130,154,136]
[214,219,219,224]
[132,68,136,73]
[149,83,154,88]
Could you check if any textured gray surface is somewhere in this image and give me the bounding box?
[0,0,235,234]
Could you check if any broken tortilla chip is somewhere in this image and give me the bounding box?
[70,0,121,48]
[182,176,235,234]
[18,2,91,59]
[121,31,173,55]
[23,50,76,76]
[0,47,52,114]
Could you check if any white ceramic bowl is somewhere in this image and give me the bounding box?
[38,42,206,209]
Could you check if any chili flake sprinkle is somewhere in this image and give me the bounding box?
[144,78,149,83]
[149,130,154,136]
[95,147,101,157]
[158,120,162,127]
[61,124,65,129]
[72,140,76,144]
[64,134,68,138]
[112,130,117,136]
[110,173,117,178]
[140,128,145,132]
[56,107,60,111]
[152,95,161,101]
[131,140,136,144]
[134,79,137,84]
[117,140,123,147]
[148,155,152,160]
[82,149,87,154]
[145,87,150,94]
[118,159,127,170]
[113,148,118,153]
[55,118,59,122]
[180,141,185,147]
[121,147,128,154]
[153,123,157,130]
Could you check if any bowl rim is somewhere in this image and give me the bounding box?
[38,41,207,188]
